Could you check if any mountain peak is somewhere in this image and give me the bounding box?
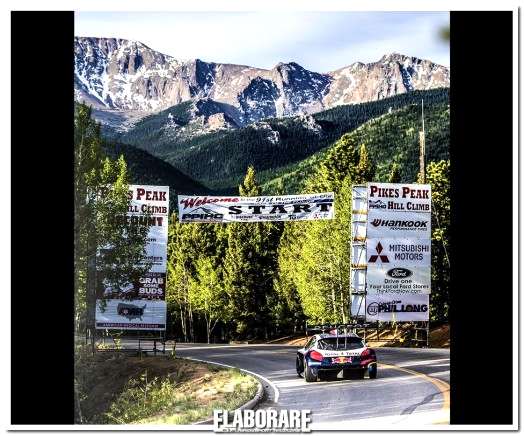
[379,52,411,63]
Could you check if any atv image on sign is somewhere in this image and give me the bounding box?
[117,302,146,321]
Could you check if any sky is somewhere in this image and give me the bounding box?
[75,11,450,72]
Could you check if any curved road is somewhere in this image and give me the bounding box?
[174,343,450,427]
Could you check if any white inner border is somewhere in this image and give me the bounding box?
[2,1,520,434]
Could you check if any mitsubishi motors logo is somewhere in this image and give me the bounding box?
[368,242,389,263]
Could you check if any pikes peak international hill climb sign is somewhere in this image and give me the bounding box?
[351,182,432,322]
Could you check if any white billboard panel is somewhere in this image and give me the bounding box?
[367,210,431,238]
[96,185,169,330]
[366,265,430,294]
[366,238,431,267]
[365,293,429,322]
[178,193,334,223]
[95,299,167,330]
[367,183,431,213]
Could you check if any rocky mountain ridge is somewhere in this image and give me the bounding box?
[75,37,449,129]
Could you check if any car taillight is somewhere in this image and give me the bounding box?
[309,350,324,361]
[361,348,375,358]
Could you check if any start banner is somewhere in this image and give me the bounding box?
[178,193,334,223]
[365,293,429,322]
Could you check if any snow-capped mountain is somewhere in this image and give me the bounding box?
[75,37,449,128]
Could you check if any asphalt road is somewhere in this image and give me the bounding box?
[172,343,450,426]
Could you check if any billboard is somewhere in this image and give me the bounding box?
[178,193,334,223]
[96,185,169,330]
[365,293,429,322]
[361,183,432,322]
[366,265,430,294]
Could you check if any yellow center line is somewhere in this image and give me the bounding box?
[379,362,450,425]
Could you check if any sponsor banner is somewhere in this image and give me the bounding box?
[367,210,431,238]
[366,238,431,267]
[96,185,169,330]
[95,299,167,330]
[366,266,430,294]
[367,183,431,213]
[178,193,334,223]
[365,293,429,322]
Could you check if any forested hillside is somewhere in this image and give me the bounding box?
[104,88,448,192]
[102,142,208,211]
[261,101,449,193]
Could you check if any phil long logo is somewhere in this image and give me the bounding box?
[214,409,311,433]
[368,242,389,263]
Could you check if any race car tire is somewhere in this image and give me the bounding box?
[343,369,365,379]
[304,360,317,383]
[296,356,304,377]
[368,364,377,379]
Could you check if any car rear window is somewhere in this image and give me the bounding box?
[317,337,364,350]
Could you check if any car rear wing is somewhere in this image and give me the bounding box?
[306,323,371,336]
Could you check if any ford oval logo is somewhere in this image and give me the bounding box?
[387,268,413,278]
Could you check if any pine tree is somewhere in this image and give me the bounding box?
[223,166,281,338]
[388,162,401,183]
[426,160,450,321]
[355,144,375,183]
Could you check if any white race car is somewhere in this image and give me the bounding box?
[296,332,377,382]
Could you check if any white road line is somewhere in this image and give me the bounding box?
[181,356,280,403]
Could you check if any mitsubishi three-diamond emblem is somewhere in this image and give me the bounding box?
[368,241,389,263]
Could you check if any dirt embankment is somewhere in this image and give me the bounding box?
[75,351,258,424]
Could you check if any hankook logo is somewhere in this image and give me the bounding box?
[386,268,413,278]
[370,218,428,230]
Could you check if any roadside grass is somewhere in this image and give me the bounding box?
[107,368,257,424]
[75,346,258,425]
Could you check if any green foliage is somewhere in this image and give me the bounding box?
[388,162,401,183]
[222,167,284,337]
[427,160,451,321]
